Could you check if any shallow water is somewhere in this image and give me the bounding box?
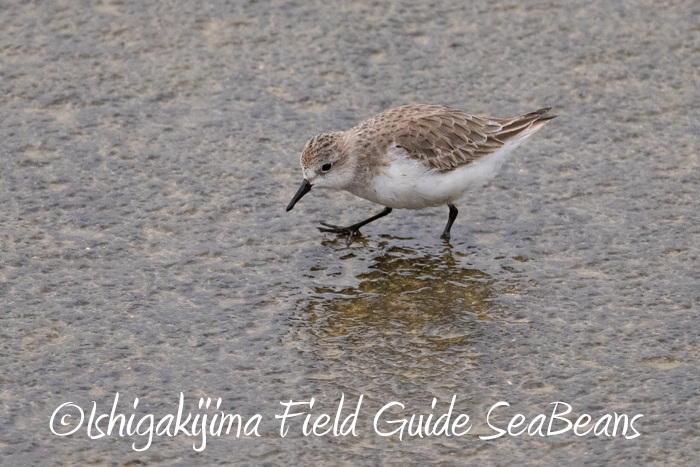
[1,0,699,464]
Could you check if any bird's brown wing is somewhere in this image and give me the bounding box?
[384,105,554,172]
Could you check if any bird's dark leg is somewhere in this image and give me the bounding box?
[441,203,458,240]
[319,207,393,239]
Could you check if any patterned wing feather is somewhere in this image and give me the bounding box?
[381,105,554,172]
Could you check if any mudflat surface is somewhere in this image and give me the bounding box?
[1,0,699,465]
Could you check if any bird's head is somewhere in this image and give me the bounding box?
[286,132,354,211]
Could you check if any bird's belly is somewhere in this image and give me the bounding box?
[365,173,451,209]
[346,147,517,209]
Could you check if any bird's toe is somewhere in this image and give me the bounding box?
[318,222,362,239]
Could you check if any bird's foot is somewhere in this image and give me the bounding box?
[318,221,362,242]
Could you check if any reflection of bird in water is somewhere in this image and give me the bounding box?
[287,105,555,241]
[302,244,495,351]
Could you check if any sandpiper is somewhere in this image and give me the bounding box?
[286,104,556,240]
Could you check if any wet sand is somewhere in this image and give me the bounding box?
[1,0,699,464]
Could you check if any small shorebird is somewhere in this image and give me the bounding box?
[286,104,555,240]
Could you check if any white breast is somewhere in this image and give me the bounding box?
[346,142,524,209]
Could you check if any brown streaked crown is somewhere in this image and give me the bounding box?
[300,132,343,169]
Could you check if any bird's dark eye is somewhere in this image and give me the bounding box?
[321,163,332,172]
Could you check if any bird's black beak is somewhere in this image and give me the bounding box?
[286,179,312,211]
